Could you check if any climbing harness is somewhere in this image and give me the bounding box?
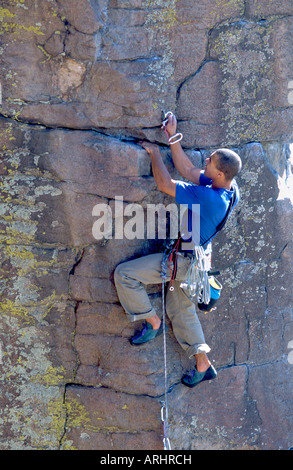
[161,238,212,302]
[161,111,183,145]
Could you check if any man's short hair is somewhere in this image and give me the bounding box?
[213,148,242,181]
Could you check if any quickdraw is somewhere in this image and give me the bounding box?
[161,402,171,450]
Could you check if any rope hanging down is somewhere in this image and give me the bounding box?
[160,245,173,451]
[161,279,171,451]
[160,240,212,450]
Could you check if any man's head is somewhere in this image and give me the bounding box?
[204,148,242,186]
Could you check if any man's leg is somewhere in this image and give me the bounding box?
[165,274,217,387]
[165,279,211,361]
[195,353,211,373]
[165,252,217,386]
[114,252,165,325]
[115,252,217,384]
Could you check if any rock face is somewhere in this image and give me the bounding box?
[0,0,293,450]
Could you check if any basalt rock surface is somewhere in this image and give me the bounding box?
[0,0,293,450]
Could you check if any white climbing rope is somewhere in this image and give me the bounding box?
[160,241,211,450]
[160,244,173,451]
[161,278,171,451]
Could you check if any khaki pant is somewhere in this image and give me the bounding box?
[114,253,210,358]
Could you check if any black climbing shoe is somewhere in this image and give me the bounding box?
[130,322,166,346]
[181,365,217,388]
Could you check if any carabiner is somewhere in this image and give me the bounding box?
[168,133,183,145]
[161,403,168,423]
[163,437,171,450]
[161,110,173,128]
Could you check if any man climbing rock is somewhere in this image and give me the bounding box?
[114,113,242,388]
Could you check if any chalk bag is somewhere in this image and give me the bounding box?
[198,276,222,313]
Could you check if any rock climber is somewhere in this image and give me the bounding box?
[114,113,242,388]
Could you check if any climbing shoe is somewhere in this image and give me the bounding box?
[130,322,166,346]
[181,365,217,388]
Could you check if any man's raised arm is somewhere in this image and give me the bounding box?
[165,114,202,185]
[139,141,177,197]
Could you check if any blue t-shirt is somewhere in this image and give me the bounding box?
[176,172,239,246]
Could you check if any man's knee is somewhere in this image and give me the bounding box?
[114,263,123,286]
[114,261,130,287]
